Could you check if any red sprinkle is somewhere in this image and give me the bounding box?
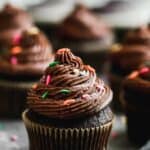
[46,75,51,85]
[12,34,21,45]
[139,67,150,75]
[111,132,118,139]
[63,99,75,105]
[10,135,18,142]
[10,56,18,65]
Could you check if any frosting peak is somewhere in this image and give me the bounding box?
[27,48,112,119]
[55,48,83,69]
[58,5,110,40]
[0,4,33,30]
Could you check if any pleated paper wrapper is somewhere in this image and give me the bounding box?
[23,110,113,150]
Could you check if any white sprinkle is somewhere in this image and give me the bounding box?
[73,69,80,76]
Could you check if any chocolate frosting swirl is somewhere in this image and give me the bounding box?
[0,27,54,76]
[0,4,33,49]
[111,45,150,75]
[0,4,33,30]
[124,26,150,45]
[27,48,112,119]
[58,5,111,40]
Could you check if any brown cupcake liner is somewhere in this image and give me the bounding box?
[22,109,113,150]
[0,79,35,118]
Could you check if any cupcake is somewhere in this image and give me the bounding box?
[0,27,53,117]
[0,4,33,53]
[124,26,150,45]
[109,26,150,111]
[22,48,113,150]
[58,5,114,74]
[121,64,150,146]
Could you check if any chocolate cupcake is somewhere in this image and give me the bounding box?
[0,4,33,53]
[22,48,113,150]
[0,27,54,117]
[121,64,150,146]
[58,5,114,74]
[109,26,150,111]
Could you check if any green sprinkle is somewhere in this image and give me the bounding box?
[49,61,59,67]
[41,91,49,99]
[60,89,71,95]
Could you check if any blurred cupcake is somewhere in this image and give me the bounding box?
[109,26,150,111]
[124,26,150,45]
[23,48,113,150]
[0,4,33,53]
[0,27,53,117]
[121,64,150,146]
[58,5,114,74]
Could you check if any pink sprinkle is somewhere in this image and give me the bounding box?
[82,94,90,99]
[46,75,51,85]
[111,132,118,139]
[10,135,18,142]
[12,34,21,45]
[10,57,18,65]
[139,67,150,75]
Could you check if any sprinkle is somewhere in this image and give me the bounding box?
[32,84,38,89]
[111,131,118,139]
[73,69,80,75]
[49,61,59,67]
[12,34,21,45]
[111,44,122,52]
[129,71,139,79]
[139,67,150,75]
[10,135,18,142]
[80,70,87,76]
[41,91,49,99]
[57,48,70,54]
[63,99,75,105]
[60,89,71,95]
[27,27,39,35]
[11,46,22,54]
[10,56,18,65]
[46,75,51,85]
[82,94,90,99]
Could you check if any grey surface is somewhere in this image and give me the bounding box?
[0,115,143,150]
